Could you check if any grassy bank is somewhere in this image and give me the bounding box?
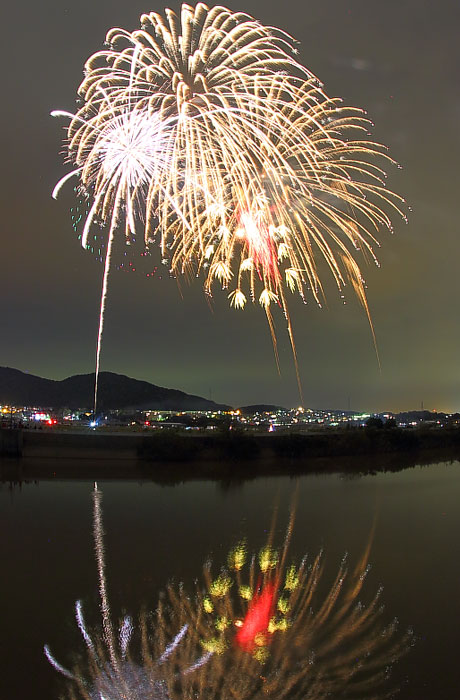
[2,426,460,482]
[138,426,460,462]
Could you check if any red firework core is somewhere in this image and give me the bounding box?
[237,210,280,284]
[234,582,276,652]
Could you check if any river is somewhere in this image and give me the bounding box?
[1,459,459,698]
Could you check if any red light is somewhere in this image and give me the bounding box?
[235,582,276,652]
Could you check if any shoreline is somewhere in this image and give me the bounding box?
[1,426,459,482]
[3,424,460,456]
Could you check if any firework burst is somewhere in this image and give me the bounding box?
[52,4,405,407]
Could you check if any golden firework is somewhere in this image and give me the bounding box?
[45,490,413,700]
[52,4,406,405]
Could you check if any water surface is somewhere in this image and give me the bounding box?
[1,460,459,698]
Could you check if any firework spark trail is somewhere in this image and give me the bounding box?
[52,106,178,414]
[44,488,413,700]
[76,599,95,653]
[93,226,114,415]
[44,645,76,681]
[154,510,414,700]
[45,483,215,700]
[52,4,406,410]
[92,483,118,669]
[118,615,134,658]
[157,624,189,664]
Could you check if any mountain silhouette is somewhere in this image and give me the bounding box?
[0,367,230,411]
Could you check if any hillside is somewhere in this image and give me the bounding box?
[0,367,230,411]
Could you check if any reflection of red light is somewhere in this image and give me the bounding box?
[235,582,276,652]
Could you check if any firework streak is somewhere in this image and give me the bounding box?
[45,493,413,700]
[52,4,406,408]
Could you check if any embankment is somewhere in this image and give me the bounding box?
[1,426,460,481]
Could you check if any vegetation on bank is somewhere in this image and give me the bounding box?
[138,424,460,463]
[3,422,460,483]
[137,430,261,462]
[3,424,460,484]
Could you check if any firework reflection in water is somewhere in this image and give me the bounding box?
[166,509,413,699]
[44,484,212,700]
[45,490,413,699]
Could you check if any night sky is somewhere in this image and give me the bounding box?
[1,0,459,412]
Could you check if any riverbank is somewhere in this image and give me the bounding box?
[1,425,460,482]
[4,424,460,458]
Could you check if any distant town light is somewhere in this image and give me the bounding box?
[34,412,50,422]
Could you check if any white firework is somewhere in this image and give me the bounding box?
[44,485,212,700]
